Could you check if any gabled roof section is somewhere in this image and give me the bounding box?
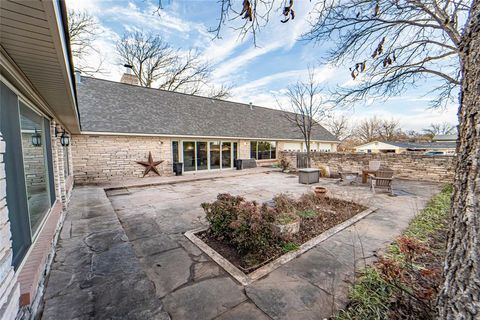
[76,76,339,142]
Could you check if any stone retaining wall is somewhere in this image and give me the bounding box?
[280,151,455,182]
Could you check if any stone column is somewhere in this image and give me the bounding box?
[0,133,21,320]
[239,140,251,159]
[50,121,66,208]
[67,138,73,183]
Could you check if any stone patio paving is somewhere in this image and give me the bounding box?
[41,171,441,320]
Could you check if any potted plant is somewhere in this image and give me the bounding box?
[312,186,327,197]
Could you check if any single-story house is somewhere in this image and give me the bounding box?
[0,1,339,318]
[354,141,457,155]
[1,0,77,318]
[72,75,339,184]
[432,134,457,143]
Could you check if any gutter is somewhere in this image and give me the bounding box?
[57,0,81,130]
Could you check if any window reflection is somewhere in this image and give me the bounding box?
[250,141,277,160]
[196,142,208,170]
[221,142,232,168]
[183,141,195,171]
[19,103,50,235]
[210,141,220,169]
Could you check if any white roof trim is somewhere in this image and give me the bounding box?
[79,131,340,144]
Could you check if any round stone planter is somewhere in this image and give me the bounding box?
[273,219,300,235]
[312,186,328,197]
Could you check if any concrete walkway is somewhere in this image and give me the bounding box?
[41,172,441,320]
[41,187,170,320]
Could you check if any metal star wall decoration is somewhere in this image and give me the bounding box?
[136,152,164,177]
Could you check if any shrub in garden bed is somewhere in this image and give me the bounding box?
[200,192,365,272]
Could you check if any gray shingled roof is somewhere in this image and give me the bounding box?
[77,76,338,142]
[387,142,457,149]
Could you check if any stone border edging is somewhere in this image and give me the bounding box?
[185,206,377,286]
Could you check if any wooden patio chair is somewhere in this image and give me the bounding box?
[338,166,359,184]
[369,168,394,195]
[368,160,381,171]
[361,160,382,183]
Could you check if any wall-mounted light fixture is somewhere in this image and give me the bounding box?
[31,129,42,147]
[60,132,70,147]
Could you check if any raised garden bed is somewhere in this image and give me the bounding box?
[185,192,376,285]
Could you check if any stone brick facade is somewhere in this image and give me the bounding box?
[280,151,455,182]
[0,133,20,320]
[72,134,173,184]
[238,140,251,158]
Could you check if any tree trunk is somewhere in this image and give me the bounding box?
[437,1,480,319]
[306,140,311,168]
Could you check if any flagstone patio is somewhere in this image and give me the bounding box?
[41,171,441,320]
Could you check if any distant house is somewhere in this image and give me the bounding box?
[432,134,457,143]
[354,141,457,155]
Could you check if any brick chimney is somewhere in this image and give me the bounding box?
[120,64,138,85]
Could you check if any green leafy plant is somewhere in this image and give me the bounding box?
[276,213,298,225]
[229,202,277,254]
[201,193,245,240]
[297,209,316,218]
[282,242,300,253]
[336,267,392,320]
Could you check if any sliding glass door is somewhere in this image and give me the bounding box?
[197,142,208,170]
[181,140,237,172]
[0,81,56,268]
[221,142,232,168]
[209,141,221,169]
[19,103,52,235]
[183,141,195,172]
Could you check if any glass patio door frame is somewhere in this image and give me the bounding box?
[179,139,237,172]
[1,79,56,269]
[18,100,55,239]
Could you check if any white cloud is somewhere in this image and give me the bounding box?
[211,0,314,82]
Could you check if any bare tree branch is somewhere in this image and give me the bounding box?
[325,114,351,140]
[422,121,457,136]
[68,9,106,75]
[278,67,332,167]
[116,31,230,97]
[303,0,471,108]
[116,31,175,87]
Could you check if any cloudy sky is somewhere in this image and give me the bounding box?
[66,0,458,132]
